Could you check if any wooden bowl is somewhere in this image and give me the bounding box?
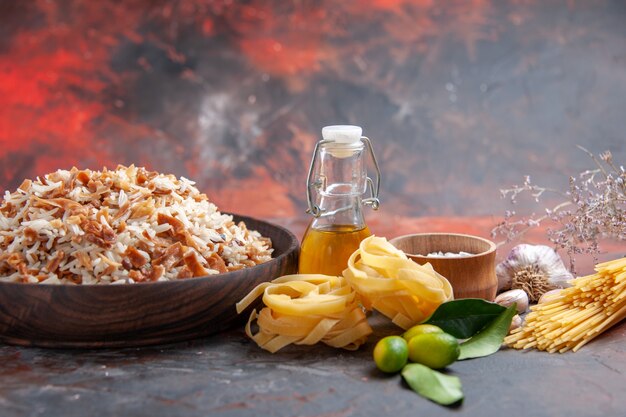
[0,215,299,348]
[389,233,497,301]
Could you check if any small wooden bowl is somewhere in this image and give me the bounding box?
[0,215,299,348]
[389,233,497,301]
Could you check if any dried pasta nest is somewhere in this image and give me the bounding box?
[0,165,272,284]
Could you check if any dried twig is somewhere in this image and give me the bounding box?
[492,148,626,272]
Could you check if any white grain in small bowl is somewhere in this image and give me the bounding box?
[390,233,497,301]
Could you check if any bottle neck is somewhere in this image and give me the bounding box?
[310,194,366,230]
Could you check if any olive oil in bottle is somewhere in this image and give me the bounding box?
[299,224,371,276]
[299,125,381,275]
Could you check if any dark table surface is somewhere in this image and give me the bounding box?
[2,216,626,417]
[2,312,625,417]
[0,216,626,417]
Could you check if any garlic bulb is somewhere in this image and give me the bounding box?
[496,244,573,302]
[495,289,529,313]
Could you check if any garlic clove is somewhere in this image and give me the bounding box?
[495,289,529,314]
[538,288,563,304]
[509,314,523,333]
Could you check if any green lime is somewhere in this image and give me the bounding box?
[408,332,460,369]
[402,324,444,342]
[373,336,409,373]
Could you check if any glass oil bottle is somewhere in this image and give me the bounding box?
[299,125,381,276]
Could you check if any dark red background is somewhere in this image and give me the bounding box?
[1,0,625,226]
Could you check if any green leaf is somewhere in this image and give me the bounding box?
[458,305,517,360]
[401,363,464,406]
[424,299,507,339]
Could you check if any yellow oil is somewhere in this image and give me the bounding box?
[299,224,371,276]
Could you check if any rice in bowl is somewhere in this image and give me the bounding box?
[0,166,273,284]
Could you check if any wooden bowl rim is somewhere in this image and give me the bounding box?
[390,232,497,259]
[0,214,299,291]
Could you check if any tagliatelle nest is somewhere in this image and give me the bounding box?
[343,236,454,330]
[0,165,272,284]
[235,274,372,353]
[237,236,455,353]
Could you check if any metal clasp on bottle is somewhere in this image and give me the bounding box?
[306,136,381,218]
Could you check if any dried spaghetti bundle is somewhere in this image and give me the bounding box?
[506,257,626,353]
[343,236,454,330]
[235,274,372,353]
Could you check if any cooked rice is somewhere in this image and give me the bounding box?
[0,165,272,284]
